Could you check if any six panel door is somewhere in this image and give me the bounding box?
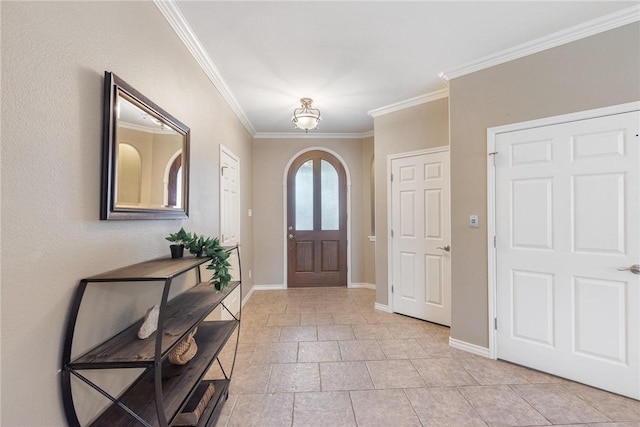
[495,111,640,399]
[391,150,451,325]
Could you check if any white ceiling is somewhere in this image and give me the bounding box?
[163,1,638,137]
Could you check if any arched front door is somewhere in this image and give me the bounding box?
[287,150,347,287]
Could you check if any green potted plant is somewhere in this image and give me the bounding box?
[165,227,193,258]
[184,234,209,258]
[165,228,233,291]
[201,238,232,291]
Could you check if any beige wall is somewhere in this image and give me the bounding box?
[361,136,376,285]
[1,2,253,425]
[449,23,640,348]
[252,138,373,287]
[372,98,450,305]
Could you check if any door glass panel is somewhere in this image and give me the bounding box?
[295,160,313,230]
[321,160,339,230]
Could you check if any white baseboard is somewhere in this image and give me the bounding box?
[241,285,255,307]
[252,284,286,290]
[449,337,491,358]
[350,282,376,290]
[374,302,390,313]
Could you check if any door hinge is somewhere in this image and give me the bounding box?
[392,285,394,293]
[390,173,394,182]
[488,151,498,166]
[390,229,394,238]
[494,317,498,330]
[493,235,496,248]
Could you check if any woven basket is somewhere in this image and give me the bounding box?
[169,328,198,365]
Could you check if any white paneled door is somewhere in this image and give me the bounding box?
[391,149,451,326]
[220,145,240,247]
[217,146,241,321]
[495,110,640,399]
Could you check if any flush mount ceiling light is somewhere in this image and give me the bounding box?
[292,98,321,133]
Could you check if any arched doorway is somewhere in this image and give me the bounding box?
[287,150,347,287]
[166,154,182,208]
[116,143,142,205]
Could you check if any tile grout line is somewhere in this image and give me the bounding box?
[347,390,359,427]
[506,383,554,426]
[220,395,238,427]
[408,358,423,385]
[454,385,490,427]
[557,382,614,423]
[290,392,296,427]
[264,363,274,395]
[318,356,324,392]
[458,357,483,387]
[363,359,377,390]
[401,388,425,427]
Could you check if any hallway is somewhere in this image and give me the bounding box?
[212,288,640,426]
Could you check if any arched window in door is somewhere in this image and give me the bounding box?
[287,150,347,287]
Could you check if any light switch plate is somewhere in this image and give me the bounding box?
[470,215,479,228]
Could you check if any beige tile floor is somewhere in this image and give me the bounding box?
[211,288,640,427]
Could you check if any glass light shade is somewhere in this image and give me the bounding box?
[293,113,320,131]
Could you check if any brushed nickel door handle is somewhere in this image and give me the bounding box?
[436,245,451,252]
[288,234,295,239]
[618,264,640,275]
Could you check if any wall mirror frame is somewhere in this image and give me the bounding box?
[101,71,190,220]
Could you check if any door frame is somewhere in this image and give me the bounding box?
[282,147,352,288]
[487,101,640,360]
[387,146,450,314]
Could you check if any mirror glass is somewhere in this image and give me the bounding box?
[101,72,190,220]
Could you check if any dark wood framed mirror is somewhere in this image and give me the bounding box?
[101,71,190,220]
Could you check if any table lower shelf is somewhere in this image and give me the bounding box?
[171,379,230,427]
[195,379,230,427]
[89,320,238,427]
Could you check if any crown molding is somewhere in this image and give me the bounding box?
[154,0,256,136]
[254,132,372,140]
[361,130,375,139]
[440,5,640,81]
[119,121,174,135]
[368,88,449,118]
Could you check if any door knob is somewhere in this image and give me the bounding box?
[436,245,451,252]
[288,234,295,239]
[617,264,640,275]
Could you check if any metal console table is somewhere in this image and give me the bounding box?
[61,246,241,427]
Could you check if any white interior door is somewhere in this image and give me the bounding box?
[391,149,451,326]
[495,110,640,399]
[220,145,240,247]
[217,145,240,320]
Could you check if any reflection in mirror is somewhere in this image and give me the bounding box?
[116,94,183,209]
[101,72,190,220]
[117,143,142,204]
